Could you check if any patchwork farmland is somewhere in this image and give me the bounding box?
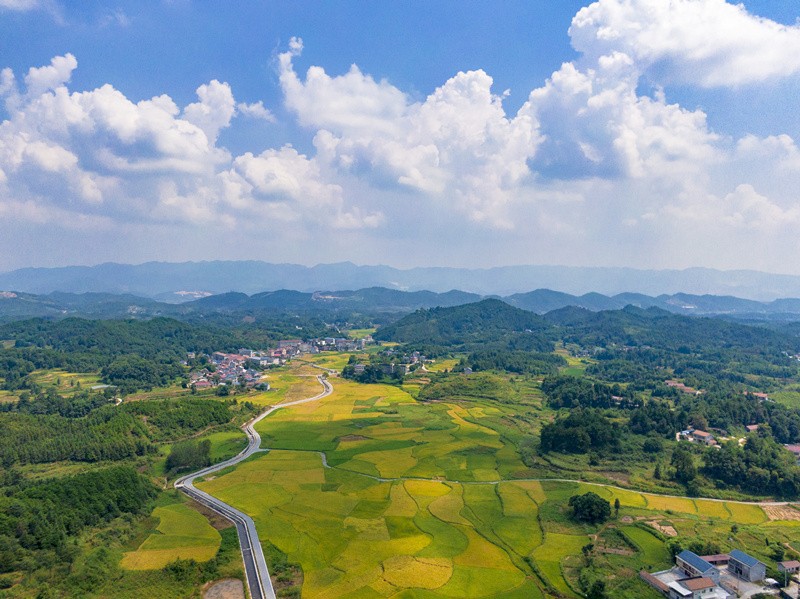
[194,369,800,598]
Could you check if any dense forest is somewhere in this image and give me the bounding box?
[0,395,235,466]
[374,299,553,356]
[0,466,157,574]
[0,315,337,393]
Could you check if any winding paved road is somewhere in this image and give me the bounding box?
[175,374,333,599]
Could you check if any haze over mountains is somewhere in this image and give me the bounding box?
[3,261,800,301]
[6,285,800,324]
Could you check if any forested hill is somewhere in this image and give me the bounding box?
[373,299,553,353]
[0,318,247,392]
[0,317,242,357]
[544,305,800,355]
[376,299,800,363]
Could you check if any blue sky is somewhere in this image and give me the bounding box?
[2,0,800,274]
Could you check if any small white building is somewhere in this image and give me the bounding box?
[668,577,730,599]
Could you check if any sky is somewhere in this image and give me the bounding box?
[2,1,800,274]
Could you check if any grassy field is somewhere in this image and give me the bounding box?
[425,358,461,372]
[28,368,102,389]
[7,369,104,401]
[120,501,221,570]
[347,328,376,339]
[555,349,593,378]
[304,352,355,372]
[772,389,800,409]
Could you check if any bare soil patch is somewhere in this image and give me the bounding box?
[339,434,369,442]
[764,504,800,521]
[203,578,244,599]
[601,471,631,485]
[646,521,677,537]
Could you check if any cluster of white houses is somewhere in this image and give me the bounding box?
[186,336,371,389]
[641,549,789,598]
[188,351,265,390]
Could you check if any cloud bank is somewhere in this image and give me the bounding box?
[3,0,800,272]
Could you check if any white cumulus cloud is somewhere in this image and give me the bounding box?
[0,54,377,236]
[571,0,800,87]
[279,39,540,226]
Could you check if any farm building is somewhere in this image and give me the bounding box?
[667,577,729,599]
[689,430,716,445]
[727,549,766,582]
[779,560,800,575]
[676,551,720,583]
[701,554,729,566]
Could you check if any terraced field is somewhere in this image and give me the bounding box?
[196,367,800,598]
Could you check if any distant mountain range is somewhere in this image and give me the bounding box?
[4,261,800,300]
[5,285,800,323]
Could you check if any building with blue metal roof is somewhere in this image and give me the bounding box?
[728,549,766,582]
[676,550,719,583]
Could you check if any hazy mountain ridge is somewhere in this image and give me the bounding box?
[4,261,800,300]
[5,285,800,323]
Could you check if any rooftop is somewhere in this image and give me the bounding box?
[729,549,764,568]
[668,581,692,597]
[677,550,715,573]
[681,577,714,591]
[701,554,729,564]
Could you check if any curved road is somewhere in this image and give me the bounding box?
[175,374,333,599]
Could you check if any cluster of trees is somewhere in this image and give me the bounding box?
[0,466,157,573]
[0,410,152,466]
[539,409,621,454]
[703,435,800,497]
[374,299,553,356]
[541,375,637,409]
[627,401,686,437]
[0,397,233,466]
[585,359,661,385]
[625,390,800,445]
[460,350,566,376]
[341,360,403,385]
[101,354,184,393]
[165,439,212,474]
[0,317,248,393]
[1,386,110,418]
[120,398,234,441]
[569,492,611,523]
[553,305,800,361]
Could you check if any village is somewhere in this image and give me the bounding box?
[186,335,370,391]
[641,547,800,598]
